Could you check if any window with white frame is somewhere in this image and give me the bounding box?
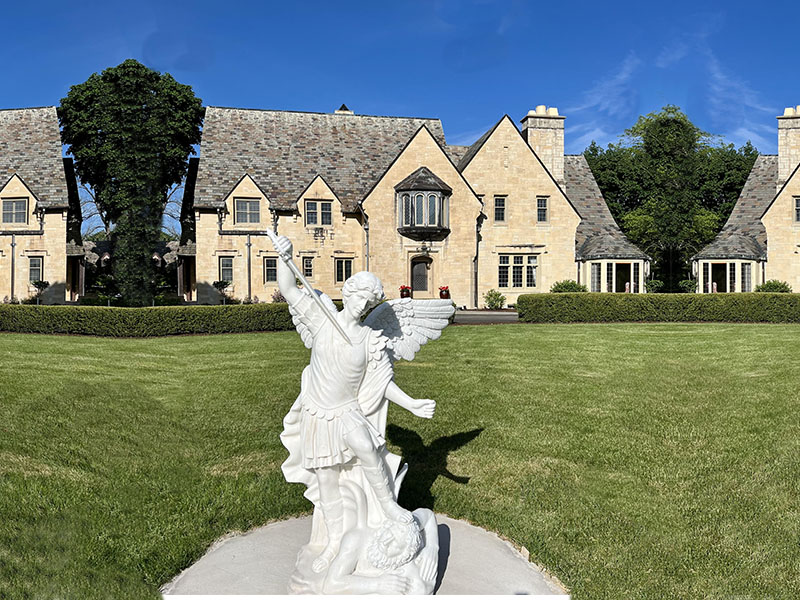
[795,197,800,222]
[219,257,234,282]
[29,256,43,282]
[591,263,601,292]
[703,262,710,293]
[742,263,752,292]
[264,257,277,283]
[633,263,640,293]
[335,258,353,283]
[498,254,537,288]
[234,198,259,223]
[2,198,27,224]
[305,201,333,226]
[397,192,448,228]
[729,263,736,293]
[606,263,613,292]
[303,256,313,279]
[494,196,506,222]
[537,196,549,223]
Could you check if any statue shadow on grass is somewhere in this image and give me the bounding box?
[387,424,483,510]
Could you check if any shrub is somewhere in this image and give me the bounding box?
[483,289,506,309]
[0,304,295,337]
[645,280,664,293]
[550,280,588,293]
[678,279,697,293]
[272,289,287,303]
[516,293,800,323]
[755,280,792,293]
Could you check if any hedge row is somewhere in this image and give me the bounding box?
[0,304,295,337]
[516,293,800,323]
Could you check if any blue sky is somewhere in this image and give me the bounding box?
[2,0,795,154]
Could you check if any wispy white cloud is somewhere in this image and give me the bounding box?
[704,50,773,115]
[565,123,614,154]
[566,52,642,119]
[655,41,689,68]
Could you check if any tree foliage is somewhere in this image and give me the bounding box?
[59,59,203,305]
[585,105,758,291]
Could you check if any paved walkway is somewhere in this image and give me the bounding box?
[454,310,520,324]
[161,514,567,596]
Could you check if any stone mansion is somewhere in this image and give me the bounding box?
[10,102,800,306]
[177,104,649,307]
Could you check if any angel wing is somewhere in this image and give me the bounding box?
[288,287,339,349]
[363,298,455,363]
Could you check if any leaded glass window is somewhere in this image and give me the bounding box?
[498,255,509,288]
[591,263,601,292]
[2,199,26,224]
[537,196,548,223]
[494,196,505,222]
[235,198,259,223]
[335,258,352,283]
[264,257,277,283]
[29,256,42,282]
[219,257,233,283]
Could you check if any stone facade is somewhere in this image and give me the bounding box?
[0,107,80,304]
[462,116,580,305]
[185,105,647,307]
[695,107,800,293]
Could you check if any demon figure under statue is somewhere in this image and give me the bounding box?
[269,234,454,595]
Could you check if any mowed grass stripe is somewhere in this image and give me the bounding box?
[0,325,798,598]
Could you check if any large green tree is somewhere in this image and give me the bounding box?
[585,106,758,290]
[60,59,204,305]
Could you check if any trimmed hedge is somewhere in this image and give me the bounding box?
[0,304,295,337]
[517,293,800,323]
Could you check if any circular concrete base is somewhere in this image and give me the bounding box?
[161,514,567,595]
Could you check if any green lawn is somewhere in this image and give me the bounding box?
[1,324,799,598]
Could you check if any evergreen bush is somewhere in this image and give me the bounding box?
[483,289,506,309]
[755,280,792,293]
[550,280,589,293]
[516,292,800,323]
[645,280,664,293]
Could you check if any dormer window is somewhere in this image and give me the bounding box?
[234,198,260,224]
[306,200,332,226]
[2,198,27,224]
[394,167,452,241]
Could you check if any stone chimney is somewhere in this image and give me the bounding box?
[778,106,800,186]
[520,105,565,183]
[335,103,354,115]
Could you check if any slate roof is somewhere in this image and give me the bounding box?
[446,145,469,164]
[693,155,776,261]
[0,107,71,209]
[192,107,447,213]
[395,166,452,193]
[564,155,650,261]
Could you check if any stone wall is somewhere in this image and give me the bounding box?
[362,127,482,308]
[463,117,580,306]
[762,172,800,290]
[0,174,68,302]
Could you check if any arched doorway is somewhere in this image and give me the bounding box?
[411,256,432,294]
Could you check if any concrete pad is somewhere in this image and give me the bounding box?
[161,514,567,595]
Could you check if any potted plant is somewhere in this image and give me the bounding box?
[399,285,412,298]
[438,285,450,299]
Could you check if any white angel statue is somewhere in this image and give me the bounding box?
[270,235,454,594]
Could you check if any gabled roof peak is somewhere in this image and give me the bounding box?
[394,166,453,193]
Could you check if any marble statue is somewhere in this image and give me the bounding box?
[269,234,454,594]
